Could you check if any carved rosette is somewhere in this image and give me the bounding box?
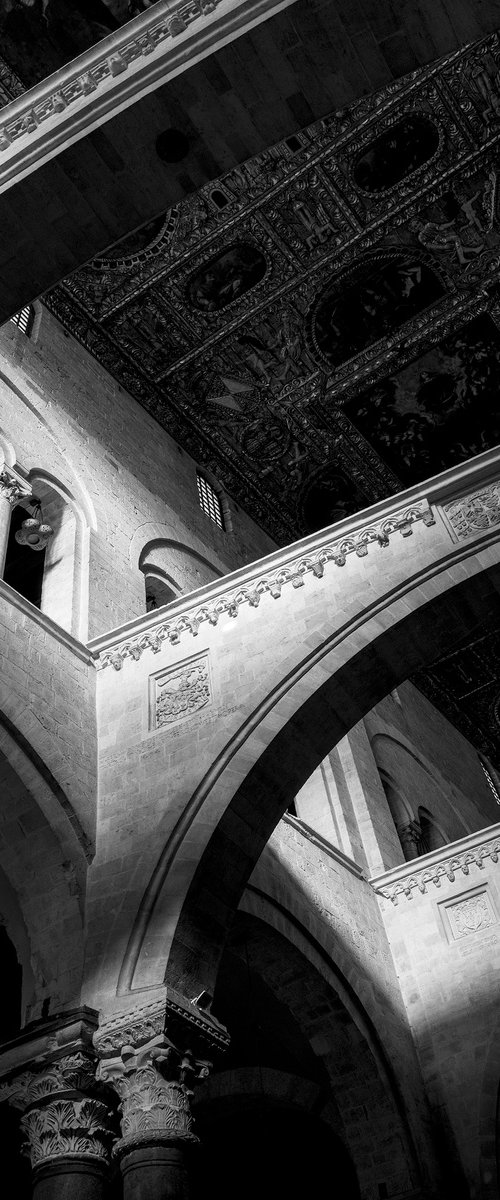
[0,1051,115,1170]
[97,1038,199,1156]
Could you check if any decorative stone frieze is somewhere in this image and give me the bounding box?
[0,1051,115,1169]
[442,479,500,539]
[374,830,500,904]
[95,992,228,1157]
[96,500,435,669]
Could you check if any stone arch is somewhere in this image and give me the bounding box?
[202,909,426,1197]
[0,739,85,1018]
[138,537,222,601]
[157,556,500,999]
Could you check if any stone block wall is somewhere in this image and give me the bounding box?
[374,827,500,1199]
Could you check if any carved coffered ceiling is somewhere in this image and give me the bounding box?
[45,30,500,761]
[47,32,500,546]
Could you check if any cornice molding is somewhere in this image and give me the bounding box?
[0,0,298,196]
[94,991,229,1059]
[92,498,435,670]
[371,822,500,904]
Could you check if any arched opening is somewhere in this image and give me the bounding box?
[3,501,46,608]
[2,477,89,636]
[144,572,178,612]
[139,539,221,603]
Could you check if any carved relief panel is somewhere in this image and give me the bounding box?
[149,651,212,731]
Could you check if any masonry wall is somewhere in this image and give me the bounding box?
[0,311,275,638]
[375,831,500,1200]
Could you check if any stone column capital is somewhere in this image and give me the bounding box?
[0,465,32,506]
[0,1048,116,1171]
[94,990,229,1158]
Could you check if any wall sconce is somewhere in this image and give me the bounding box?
[15,497,53,552]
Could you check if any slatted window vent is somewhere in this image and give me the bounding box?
[10,306,35,336]
[196,472,224,529]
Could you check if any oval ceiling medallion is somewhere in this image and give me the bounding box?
[353,115,440,193]
[187,244,267,312]
[309,254,445,370]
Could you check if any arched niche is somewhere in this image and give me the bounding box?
[352,114,440,193]
[308,252,445,370]
[139,539,222,604]
[144,571,179,612]
[3,472,91,638]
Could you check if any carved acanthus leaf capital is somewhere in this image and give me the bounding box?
[20,1098,114,1169]
[0,1051,116,1169]
[97,1036,200,1153]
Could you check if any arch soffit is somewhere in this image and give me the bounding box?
[238,888,410,1100]
[131,524,225,576]
[28,467,96,531]
[118,547,500,997]
[0,708,92,867]
[194,1065,326,1117]
[222,902,422,1176]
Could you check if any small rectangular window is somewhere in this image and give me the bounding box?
[196,472,224,529]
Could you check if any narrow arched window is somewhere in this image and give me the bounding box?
[9,306,35,337]
[196,471,224,530]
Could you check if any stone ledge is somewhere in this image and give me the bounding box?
[282,813,366,879]
[0,579,93,664]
